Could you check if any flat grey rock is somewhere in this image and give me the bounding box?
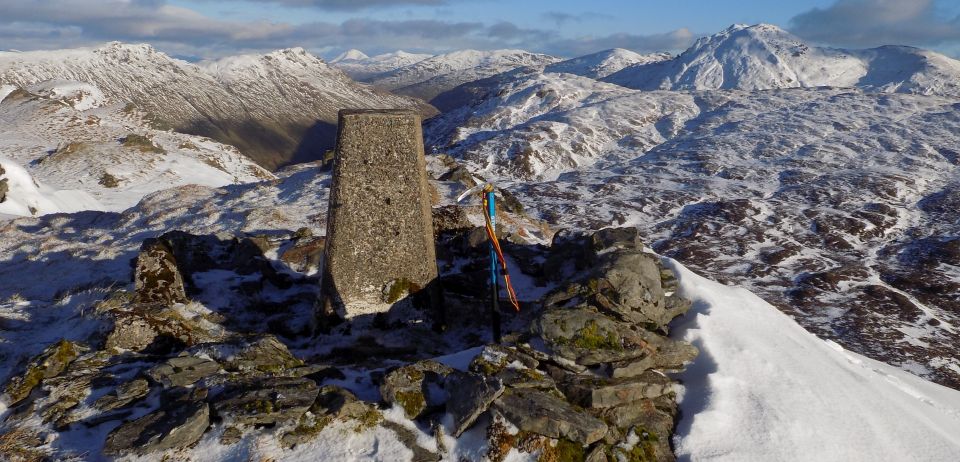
[445,371,504,437]
[492,388,607,445]
[104,400,209,455]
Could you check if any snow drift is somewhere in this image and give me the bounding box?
[668,259,960,461]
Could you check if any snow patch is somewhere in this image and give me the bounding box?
[27,80,107,110]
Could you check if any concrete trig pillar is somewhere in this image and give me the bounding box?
[320,109,439,320]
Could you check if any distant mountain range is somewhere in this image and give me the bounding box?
[603,24,960,97]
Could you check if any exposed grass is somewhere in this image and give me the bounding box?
[120,134,166,154]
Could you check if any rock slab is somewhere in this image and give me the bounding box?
[492,388,607,445]
[321,109,439,318]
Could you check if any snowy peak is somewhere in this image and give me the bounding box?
[331,48,369,63]
[603,23,960,98]
[329,49,433,81]
[545,48,672,79]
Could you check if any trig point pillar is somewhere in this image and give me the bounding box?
[320,109,439,319]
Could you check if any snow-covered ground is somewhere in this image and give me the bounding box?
[669,259,960,461]
[0,79,273,214]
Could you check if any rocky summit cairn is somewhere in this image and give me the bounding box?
[321,109,439,318]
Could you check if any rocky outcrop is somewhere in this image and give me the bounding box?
[0,221,693,461]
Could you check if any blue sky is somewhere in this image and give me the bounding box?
[0,0,958,59]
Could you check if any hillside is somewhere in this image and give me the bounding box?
[368,49,561,102]
[0,43,432,170]
[544,48,672,79]
[0,80,272,214]
[425,69,960,389]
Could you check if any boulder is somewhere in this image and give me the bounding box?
[380,360,452,419]
[218,335,304,373]
[492,388,607,445]
[280,237,325,273]
[3,340,82,405]
[590,251,670,328]
[557,370,675,409]
[103,399,209,455]
[212,376,319,426]
[445,371,504,437]
[147,355,220,387]
[134,239,188,305]
[534,307,652,366]
[590,227,644,253]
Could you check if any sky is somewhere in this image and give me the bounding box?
[0,0,957,60]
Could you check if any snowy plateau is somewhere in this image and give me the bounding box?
[0,22,959,462]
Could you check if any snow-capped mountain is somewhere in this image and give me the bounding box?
[332,49,370,62]
[425,66,960,388]
[0,43,431,170]
[368,49,561,102]
[0,78,273,214]
[603,24,960,98]
[544,48,672,79]
[330,49,433,81]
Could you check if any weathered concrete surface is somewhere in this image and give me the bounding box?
[321,109,439,318]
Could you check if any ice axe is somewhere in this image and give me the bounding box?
[457,183,521,344]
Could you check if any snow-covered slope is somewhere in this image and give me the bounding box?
[425,70,960,388]
[0,80,273,213]
[330,49,433,81]
[0,156,103,216]
[0,43,431,170]
[604,24,960,98]
[368,49,561,101]
[668,259,960,461]
[544,48,672,79]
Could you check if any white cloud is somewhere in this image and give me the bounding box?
[789,0,960,49]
